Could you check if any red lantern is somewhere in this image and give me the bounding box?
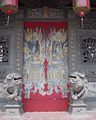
[0,0,18,15]
[0,0,18,26]
[72,0,90,28]
[73,0,90,17]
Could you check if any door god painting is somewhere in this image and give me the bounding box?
[23,22,68,98]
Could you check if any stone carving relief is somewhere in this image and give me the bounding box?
[78,35,96,82]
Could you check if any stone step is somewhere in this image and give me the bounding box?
[0,111,96,120]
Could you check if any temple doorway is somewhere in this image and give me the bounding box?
[22,22,69,112]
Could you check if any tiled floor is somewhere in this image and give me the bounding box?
[0,112,96,120]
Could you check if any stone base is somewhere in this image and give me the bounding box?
[69,103,87,114]
[0,98,6,112]
[4,104,23,116]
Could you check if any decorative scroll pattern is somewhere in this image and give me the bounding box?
[27,8,43,18]
[23,24,68,98]
[81,37,96,64]
[0,35,10,63]
[48,8,64,18]
[27,7,64,18]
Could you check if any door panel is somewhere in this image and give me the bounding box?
[22,22,69,112]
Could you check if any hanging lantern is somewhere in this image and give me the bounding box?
[0,0,18,26]
[72,0,90,28]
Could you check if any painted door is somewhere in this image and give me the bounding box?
[22,22,69,112]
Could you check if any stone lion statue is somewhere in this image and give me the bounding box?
[69,72,88,100]
[3,73,22,101]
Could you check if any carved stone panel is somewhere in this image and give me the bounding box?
[76,30,96,82]
[0,35,10,64]
[0,29,16,82]
[81,37,96,64]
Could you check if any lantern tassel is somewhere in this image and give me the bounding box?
[7,15,10,26]
[81,17,84,29]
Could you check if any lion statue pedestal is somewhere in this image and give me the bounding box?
[69,101,87,114]
[4,100,23,116]
[68,72,88,114]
